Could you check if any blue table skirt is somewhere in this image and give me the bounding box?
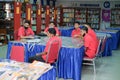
[102,37,112,56]
[38,68,56,80]
[97,31,120,50]
[7,42,85,80]
[60,28,74,37]
[106,28,120,46]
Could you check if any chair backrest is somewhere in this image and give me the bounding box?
[95,39,102,56]
[46,40,60,63]
[100,35,107,53]
[10,43,25,62]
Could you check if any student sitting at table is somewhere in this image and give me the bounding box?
[71,21,82,38]
[28,28,62,63]
[17,20,34,40]
[81,26,97,58]
[44,21,60,36]
[84,24,98,50]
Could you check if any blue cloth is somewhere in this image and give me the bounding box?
[96,30,120,50]
[59,27,74,37]
[106,28,120,46]
[106,27,120,30]
[6,40,85,80]
[60,28,112,57]
[38,68,56,80]
[102,37,112,56]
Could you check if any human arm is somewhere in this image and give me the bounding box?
[54,27,59,36]
[43,27,49,35]
[36,52,47,56]
[19,28,34,39]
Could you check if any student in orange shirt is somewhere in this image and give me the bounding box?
[84,24,98,51]
[44,22,60,36]
[71,22,81,38]
[17,20,34,40]
[29,28,62,63]
[81,26,97,58]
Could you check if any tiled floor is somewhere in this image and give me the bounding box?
[82,46,120,80]
[0,45,120,80]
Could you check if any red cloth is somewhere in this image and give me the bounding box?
[17,27,34,40]
[83,34,97,58]
[88,29,98,52]
[44,27,59,35]
[71,28,81,37]
[42,36,62,63]
[10,46,25,62]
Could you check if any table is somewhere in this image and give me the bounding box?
[106,27,120,46]
[7,36,85,80]
[106,27,120,30]
[96,30,120,50]
[59,28,112,57]
[0,59,56,80]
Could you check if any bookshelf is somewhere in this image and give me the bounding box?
[58,7,101,29]
[111,8,120,27]
[41,6,46,31]
[56,7,61,27]
[32,4,37,33]
[75,8,87,24]
[62,7,75,26]
[49,7,54,22]
[87,8,101,30]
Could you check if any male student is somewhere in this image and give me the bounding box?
[71,21,81,38]
[17,20,34,40]
[81,26,97,58]
[84,24,98,51]
[44,22,60,36]
[29,28,62,63]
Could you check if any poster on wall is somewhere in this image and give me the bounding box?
[102,9,110,22]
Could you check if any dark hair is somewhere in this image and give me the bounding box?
[49,21,55,25]
[24,20,31,25]
[74,21,80,25]
[81,26,88,33]
[48,28,56,36]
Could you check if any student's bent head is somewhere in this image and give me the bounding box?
[48,28,56,36]
[80,26,88,36]
[83,24,91,29]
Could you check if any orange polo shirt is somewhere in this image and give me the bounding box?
[88,29,98,51]
[44,27,59,35]
[17,27,34,40]
[71,28,81,37]
[42,36,62,63]
[84,34,97,58]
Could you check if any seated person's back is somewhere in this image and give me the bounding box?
[29,28,62,63]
